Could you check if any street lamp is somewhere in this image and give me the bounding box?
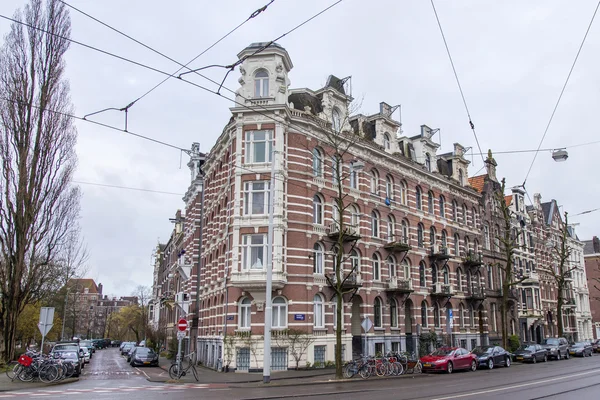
[552,149,568,162]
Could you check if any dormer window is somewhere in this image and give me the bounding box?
[425,153,431,172]
[332,108,341,132]
[458,169,464,186]
[254,69,269,98]
[383,133,391,151]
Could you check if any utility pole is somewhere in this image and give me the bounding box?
[263,149,277,384]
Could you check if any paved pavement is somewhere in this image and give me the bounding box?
[1,347,599,399]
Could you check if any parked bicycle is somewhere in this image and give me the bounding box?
[168,351,198,381]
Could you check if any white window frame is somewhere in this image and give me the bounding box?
[439,195,445,218]
[242,234,267,270]
[383,133,391,151]
[373,254,381,281]
[370,171,379,194]
[400,181,407,205]
[313,195,324,225]
[371,211,380,238]
[313,243,324,274]
[402,259,410,280]
[349,163,359,189]
[245,130,272,163]
[350,205,360,228]
[239,298,251,329]
[312,148,323,177]
[332,108,341,132]
[385,176,394,199]
[387,255,396,277]
[254,69,269,98]
[244,181,270,215]
[484,225,490,250]
[313,294,324,328]
[387,215,395,242]
[272,297,288,329]
[390,299,398,328]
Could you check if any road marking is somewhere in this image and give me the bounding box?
[134,367,151,380]
[429,368,600,400]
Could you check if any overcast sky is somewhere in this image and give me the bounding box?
[1,0,599,297]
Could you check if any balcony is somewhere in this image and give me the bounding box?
[431,283,454,297]
[386,277,414,293]
[429,245,451,261]
[563,298,577,307]
[230,270,287,290]
[462,251,483,269]
[327,222,361,242]
[327,272,362,289]
[384,241,411,253]
[466,285,486,301]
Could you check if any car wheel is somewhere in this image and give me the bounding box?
[556,352,561,360]
[505,357,511,368]
[470,360,477,372]
[565,352,570,360]
[532,356,537,364]
[544,354,548,362]
[446,362,453,374]
[488,359,494,370]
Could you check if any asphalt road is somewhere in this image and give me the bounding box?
[1,348,599,399]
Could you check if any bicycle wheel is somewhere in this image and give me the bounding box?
[359,364,371,379]
[191,366,198,382]
[395,362,404,376]
[168,364,181,380]
[39,365,59,383]
[342,363,355,378]
[6,362,21,381]
[414,362,422,374]
[64,362,75,378]
[17,366,35,382]
[375,363,387,377]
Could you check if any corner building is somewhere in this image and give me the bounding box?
[196,43,492,371]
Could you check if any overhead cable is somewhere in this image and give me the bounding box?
[73,180,183,196]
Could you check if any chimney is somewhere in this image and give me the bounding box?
[98,283,103,297]
[593,236,600,253]
[533,193,542,209]
[380,102,392,117]
[485,149,498,182]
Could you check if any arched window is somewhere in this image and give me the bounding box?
[383,133,391,150]
[313,243,324,274]
[386,175,394,199]
[452,200,458,222]
[350,204,360,228]
[462,204,468,225]
[239,298,251,329]
[387,215,395,242]
[372,253,381,281]
[417,223,424,247]
[272,297,288,328]
[459,304,465,327]
[425,153,431,172]
[350,249,360,273]
[332,108,341,132]
[428,191,434,214]
[421,301,429,327]
[390,299,398,328]
[456,268,463,291]
[443,266,449,285]
[371,211,380,238]
[370,170,379,194]
[312,148,323,177]
[313,195,323,225]
[374,297,383,327]
[313,294,324,327]
[472,207,478,227]
[416,186,423,210]
[494,224,501,251]
[454,233,460,256]
[469,305,475,327]
[402,258,411,280]
[487,265,493,289]
[419,261,426,287]
[402,220,409,244]
[434,303,440,328]
[387,255,397,277]
[349,161,359,189]
[400,181,407,205]
[459,169,464,186]
[474,239,480,254]
[441,230,448,248]
[430,226,436,247]
[464,236,471,254]
[432,263,438,285]
[254,69,269,97]
[439,195,446,218]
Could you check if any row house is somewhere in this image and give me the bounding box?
[192,42,498,371]
[583,237,600,339]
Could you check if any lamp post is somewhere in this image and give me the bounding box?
[263,148,277,384]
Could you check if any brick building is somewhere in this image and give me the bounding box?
[583,237,600,339]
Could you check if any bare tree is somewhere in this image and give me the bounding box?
[0,0,79,361]
[133,285,151,341]
[273,329,314,370]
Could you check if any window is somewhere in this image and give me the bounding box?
[332,108,341,132]
[371,211,380,238]
[402,258,410,280]
[370,170,379,194]
[421,301,428,327]
[462,204,468,225]
[484,225,490,250]
[272,297,287,328]
[491,303,497,331]
[242,234,267,269]
[239,298,251,329]
[419,261,426,287]
[385,176,394,199]
[313,195,323,225]
[459,304,465,327]
[390,299,398,328]
[417,224,424,247]
[469,306,475,327]
[425,153,431,172]
[441,230,447,248]
[452,200,458,222]
[454,233,460,256]
[313,243,324,274]
[487,265,493,289]
[416,186,422,210]
[244,181,270,215]
[464,236,470,254]
[245,130,272,163]
[428,191,434,214]
[457,268,463,291]
[459,169,464,186]
[430,226,436,247]
[373,254,381,281]
[432,264,438,285]
[350,249,360,273]
[387,255,397,277]
[439,195,445,218]
[434,304,440,328]
[400,181,407,205]
[350,204,360,227]
[387,215,395,242]
[401,220,409,243]
[374,298,383,327]
[254,69,269,97]
[494,225,501,251]
[349,162,359,189]
[313,294,324,327]
[474,239,480,254]
[312,148,323,177]
[472,207,478,227]
[331,200,339,226]
[443,267,449,285]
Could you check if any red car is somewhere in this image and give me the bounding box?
[420,347,478,374]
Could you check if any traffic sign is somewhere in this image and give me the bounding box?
[38,307,55,336]
[177,331,186,340]
[177,318,188,332]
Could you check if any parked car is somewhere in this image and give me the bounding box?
[121,343,135,356]
[420,347,478,374]
[540,337,569,360]
[591,339,600,353]
[471,345,511,369]
[80,346,91,363]
[513,344,548,363]
[91,339,105,349]
[80,340,95,355]
[50,344,83,376]
[569,342,593,357]
[111,340,122,347]
[129,347,159,367]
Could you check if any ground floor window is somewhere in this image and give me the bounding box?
[375,342,384,356]
[460,339,467,349]
[314,345,326,367]
[271,347,288,371]
[470,339,477,350]
[391,342,401,352]
[237,347,250,371]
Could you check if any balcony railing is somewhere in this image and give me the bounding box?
[463,251,483,268]
[467,285,486,301]
[327,272,362,289]
[386,277,414,293]
[384,241,411,253]
[430,245,451,261]
[327,222,361,242]
[431,283,454,296]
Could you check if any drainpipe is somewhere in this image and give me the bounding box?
[222,140,234,370]
[193,170,205,359]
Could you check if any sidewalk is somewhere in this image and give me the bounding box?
[0,373,78,392]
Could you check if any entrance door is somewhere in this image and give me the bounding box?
[351,296,363,359]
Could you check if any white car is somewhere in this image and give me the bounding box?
[80,346,91,363]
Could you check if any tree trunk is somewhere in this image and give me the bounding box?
[557,287,564,337]
[501,282,509,350]
[335,290,343,379]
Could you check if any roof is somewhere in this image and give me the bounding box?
[583,240,594,254]
[67,278,99,294]
[504,195,513,206]
[468,175,486,193]
[325,75,346,95]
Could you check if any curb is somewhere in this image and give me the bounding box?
[0,377,79,392]
[230,372,431,388]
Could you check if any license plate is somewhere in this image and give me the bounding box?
[143,361,150,364]
[423,363,431,367]
[569,352,575,355]
[516,357,523,360]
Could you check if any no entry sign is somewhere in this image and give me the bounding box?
[177,318,188,332]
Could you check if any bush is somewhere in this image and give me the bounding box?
[313,361,323,369]
[508,335,520,352]
[305,361,311,369]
